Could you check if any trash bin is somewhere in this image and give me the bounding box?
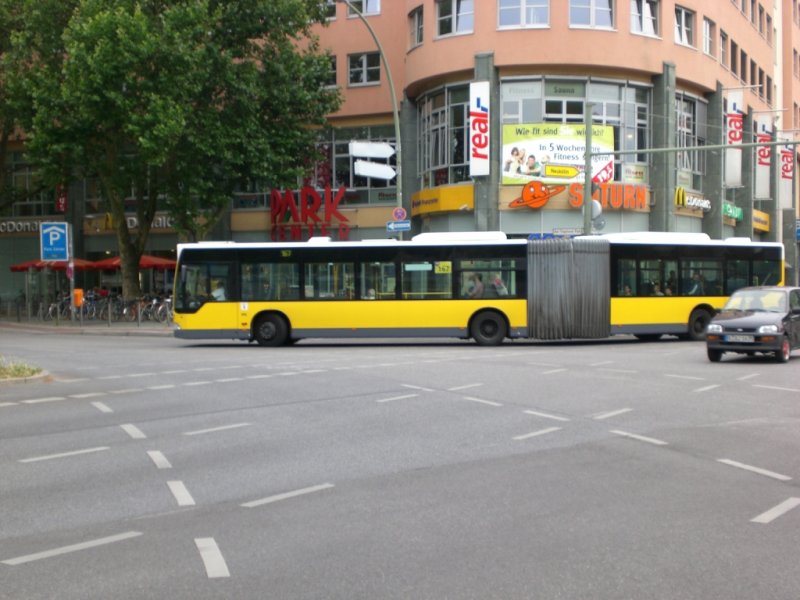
[73,288,84,307]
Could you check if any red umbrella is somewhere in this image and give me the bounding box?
[9,259,45,272]
[9,258,98,271]
[95,254,176,270]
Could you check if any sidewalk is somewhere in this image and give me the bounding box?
[0,315,174,337]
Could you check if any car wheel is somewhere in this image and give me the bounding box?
[687,309,712,341]
[470,311,507,346]
[253,314,289,347]
[707,348,723,362]
[775,335,791,363]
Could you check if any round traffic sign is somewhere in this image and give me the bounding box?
[392,206,407,221]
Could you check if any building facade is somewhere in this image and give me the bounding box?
[3,0,800,300]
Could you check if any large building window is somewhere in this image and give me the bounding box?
[309,125,397,205]
[437,0,474,36]
[674,6,694,46]
[348,52,380,86]
[630,0,658,36]
[409,6,423,47]
[570,0,613,28]
[417,86,470,187]
[720,30,728,68]
[675,94,707,189]
[498,0,549,28]
[348,0,380,16]
[702,18,715,56]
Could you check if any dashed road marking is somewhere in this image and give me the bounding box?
[694,384,721,393]
[183,423,251,436]
[1,531,142,566]
[717,459,791,481]
[91,402,113,413]
[447,383,483,392]
[610,430,668,446]
[241,483,335,508]
[19,446,110,463]
[376,393,419,403]
[195,537,230,578]
[513,427,562,441]
[120,424,147,439]
[21,396,67,405]
[167,481,196,507]
[751,497,800,524]
[461,396,502,407]
[147,450,172,469]
[523,410,570,422]
[753,384,800,393]
[593,408,632,420]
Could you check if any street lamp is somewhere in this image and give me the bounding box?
[338,0,402,212]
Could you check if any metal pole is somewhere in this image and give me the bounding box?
[583,103,593,235]
[339,1,402,214]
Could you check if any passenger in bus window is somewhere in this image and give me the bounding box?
[211,280,226,301]
[652,283,665,296]
[465,273,484,298]
[622,284,632,296]
[688,272,705,295]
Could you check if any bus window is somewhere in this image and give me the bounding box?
[359,262,396,299]
[725,260,749,294]
[752,259,782,286]
[176,262,233,309]
[680,260,722,296]
[241,263,300,301]
[304,262,355,299]
[616,259,636,296]
[402,261,452,299]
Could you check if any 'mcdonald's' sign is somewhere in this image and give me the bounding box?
[469,81,490,177]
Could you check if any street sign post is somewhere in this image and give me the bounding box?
[349,141,396,159]
[354,160,397,180]
[386,220,411,233]
[40,222,70,261]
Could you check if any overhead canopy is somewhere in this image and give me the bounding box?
[9,258,98,272]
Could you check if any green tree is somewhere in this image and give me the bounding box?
[15,0,340,298]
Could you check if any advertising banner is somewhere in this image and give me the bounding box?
[779,141,795,210]
[725,91,744,188]
[754,117,772,199]
[469,81,491,177]
[501,123,614,187]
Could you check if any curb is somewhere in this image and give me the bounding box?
[0,370,50,386]
[0,321,173,337]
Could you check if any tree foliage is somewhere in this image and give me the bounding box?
[7,0,340,298]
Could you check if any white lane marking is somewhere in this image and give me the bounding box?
[541,368,568,375]
[301,369,327,374]
[523,410,570,422]
[219,365,244,370]
[55,378,89,383]
[717,459,792,481]
[590,361,614,367]
[402,384,435,392]
[120,424,147,439]
[694,384,721,393]
[21,396,67,404]
[736,373,759,381]
[184,381,212,387]
[215,378,243,383]
[610,430,668,446]
[147,450,172,469]
[98,375,123,380]
[193,367,215,372]
[147,384,175,390]
[513,427,562,441]
[195,537,230,578]
[241,483,335,508]
[593,408,633,420]
[183,423,252,436]
[167,481,196,506]
[91,401,113,413]
[19,446,110,463]
[127,373,155,378]
[277,372,299,376]
[0,402,17,408]
[751,498,800,524]
[529,361,563,368]
[376,393,419,404]
[245,374,273,379]
[1,531,142,566]
[447,383,484,392]
[110,388,143,394]
[162,369,188,374]
[604,368,637,374]
[665,374,705,381]
[753,384,800,393]
[461,396,503,407]
[69,392,106,399]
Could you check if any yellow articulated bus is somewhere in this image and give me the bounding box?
[172,231,784,346]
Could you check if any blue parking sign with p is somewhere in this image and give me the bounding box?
[40,222,70,260]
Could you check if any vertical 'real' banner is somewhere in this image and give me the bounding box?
[725,91,744,188]
[469,81,491,177]
[754,117,772,199]
[779,142,795,210]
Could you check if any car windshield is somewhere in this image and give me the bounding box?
[724,290,786,312]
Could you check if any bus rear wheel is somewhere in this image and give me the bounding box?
[470,311,507,346]
[687,308,712,341]
[254,314,289,347]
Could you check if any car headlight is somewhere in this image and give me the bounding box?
[707,324,723,334]
[757,324,779,334]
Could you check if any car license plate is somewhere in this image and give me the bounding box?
[725,334,754,343]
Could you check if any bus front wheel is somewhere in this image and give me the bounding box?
[470,311,507,346]
[254,314,289,347]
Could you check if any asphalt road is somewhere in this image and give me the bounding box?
[1,330,799,599]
